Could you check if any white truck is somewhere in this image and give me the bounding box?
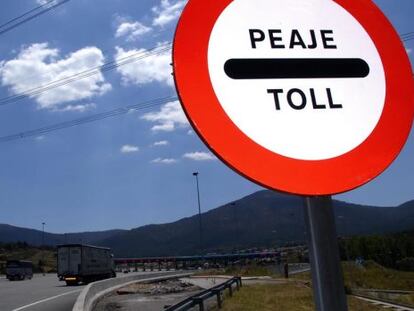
[57,244,116,285]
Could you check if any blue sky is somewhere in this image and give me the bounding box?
[0,0,412,233]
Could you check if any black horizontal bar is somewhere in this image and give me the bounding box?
[224,58,369,79]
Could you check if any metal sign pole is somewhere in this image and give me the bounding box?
[304,196,348,311]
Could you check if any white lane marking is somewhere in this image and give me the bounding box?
[11,289,81,311]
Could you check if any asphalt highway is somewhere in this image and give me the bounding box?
[0,273,83,311]
[0,272,147,311]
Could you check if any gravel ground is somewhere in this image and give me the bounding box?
[94,279,202,311]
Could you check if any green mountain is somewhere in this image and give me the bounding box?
[96,190,414,257]
[2,190,413,257]
[0,224,124,246]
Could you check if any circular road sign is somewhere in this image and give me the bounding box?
[173,0,414,195]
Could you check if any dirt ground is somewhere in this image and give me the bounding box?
[94,279,202,311]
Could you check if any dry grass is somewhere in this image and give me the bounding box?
[213,284,384,311]
[292,261,414,291]
[342,261,414,291]
[291,261,414,307]
[208,261,414,310]
[212,283,314,311]
[394,294,414,306]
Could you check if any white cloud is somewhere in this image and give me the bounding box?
[36,0,57,5]
[35,135,45,141]
[152,140,169,146]
[406,48,412,55]
[183,151,217,161]
[152,122,175,131]
[141,100,189,132]
[152,0,187,27]
[0,43,111,110]
[55,103,96,113]
[151,157,177,164]
[115,45,172,87]
[120,144,139,153]
[115,21,152,41]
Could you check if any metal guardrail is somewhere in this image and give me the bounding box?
[164,277,242,311]
[115,252,280,264]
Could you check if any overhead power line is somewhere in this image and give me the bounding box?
[0,25,175,89]
[0,26,410,108]
[0,0,71,36]
[401,31,414,42]
[0,95,178,143]
[0,42,172,107]
[401,31,414,38]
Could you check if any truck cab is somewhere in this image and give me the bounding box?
[6,260,33,281]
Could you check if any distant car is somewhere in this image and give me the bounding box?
[6,260,33,281]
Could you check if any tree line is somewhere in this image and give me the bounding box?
[338,231,414,271]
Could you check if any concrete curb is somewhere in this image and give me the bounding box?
[351,293,414,311]
[72,271,193,311]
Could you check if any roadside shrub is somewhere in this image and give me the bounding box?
[396,258,414,271]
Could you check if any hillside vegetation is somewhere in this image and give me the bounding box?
[339,231,414,271]
[97,191,414,257]
[2,191,414,257]
[0,242,56,274]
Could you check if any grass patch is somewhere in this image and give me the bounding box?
[212,283,384,311]
[394,294,414,306]
[343,261,414,291]
[201,260,414,292]
[291,261,414,307]
[292,261,414,291]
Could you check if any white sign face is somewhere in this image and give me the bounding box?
[208,0,386,160]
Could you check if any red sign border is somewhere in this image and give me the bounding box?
[173,0,414,195]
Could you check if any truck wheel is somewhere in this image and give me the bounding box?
[82,277,90,284]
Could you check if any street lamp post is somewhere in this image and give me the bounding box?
[231,202,238,251]
[42,222,45,247]
[41,222,46,276]
[193,172,203,254]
